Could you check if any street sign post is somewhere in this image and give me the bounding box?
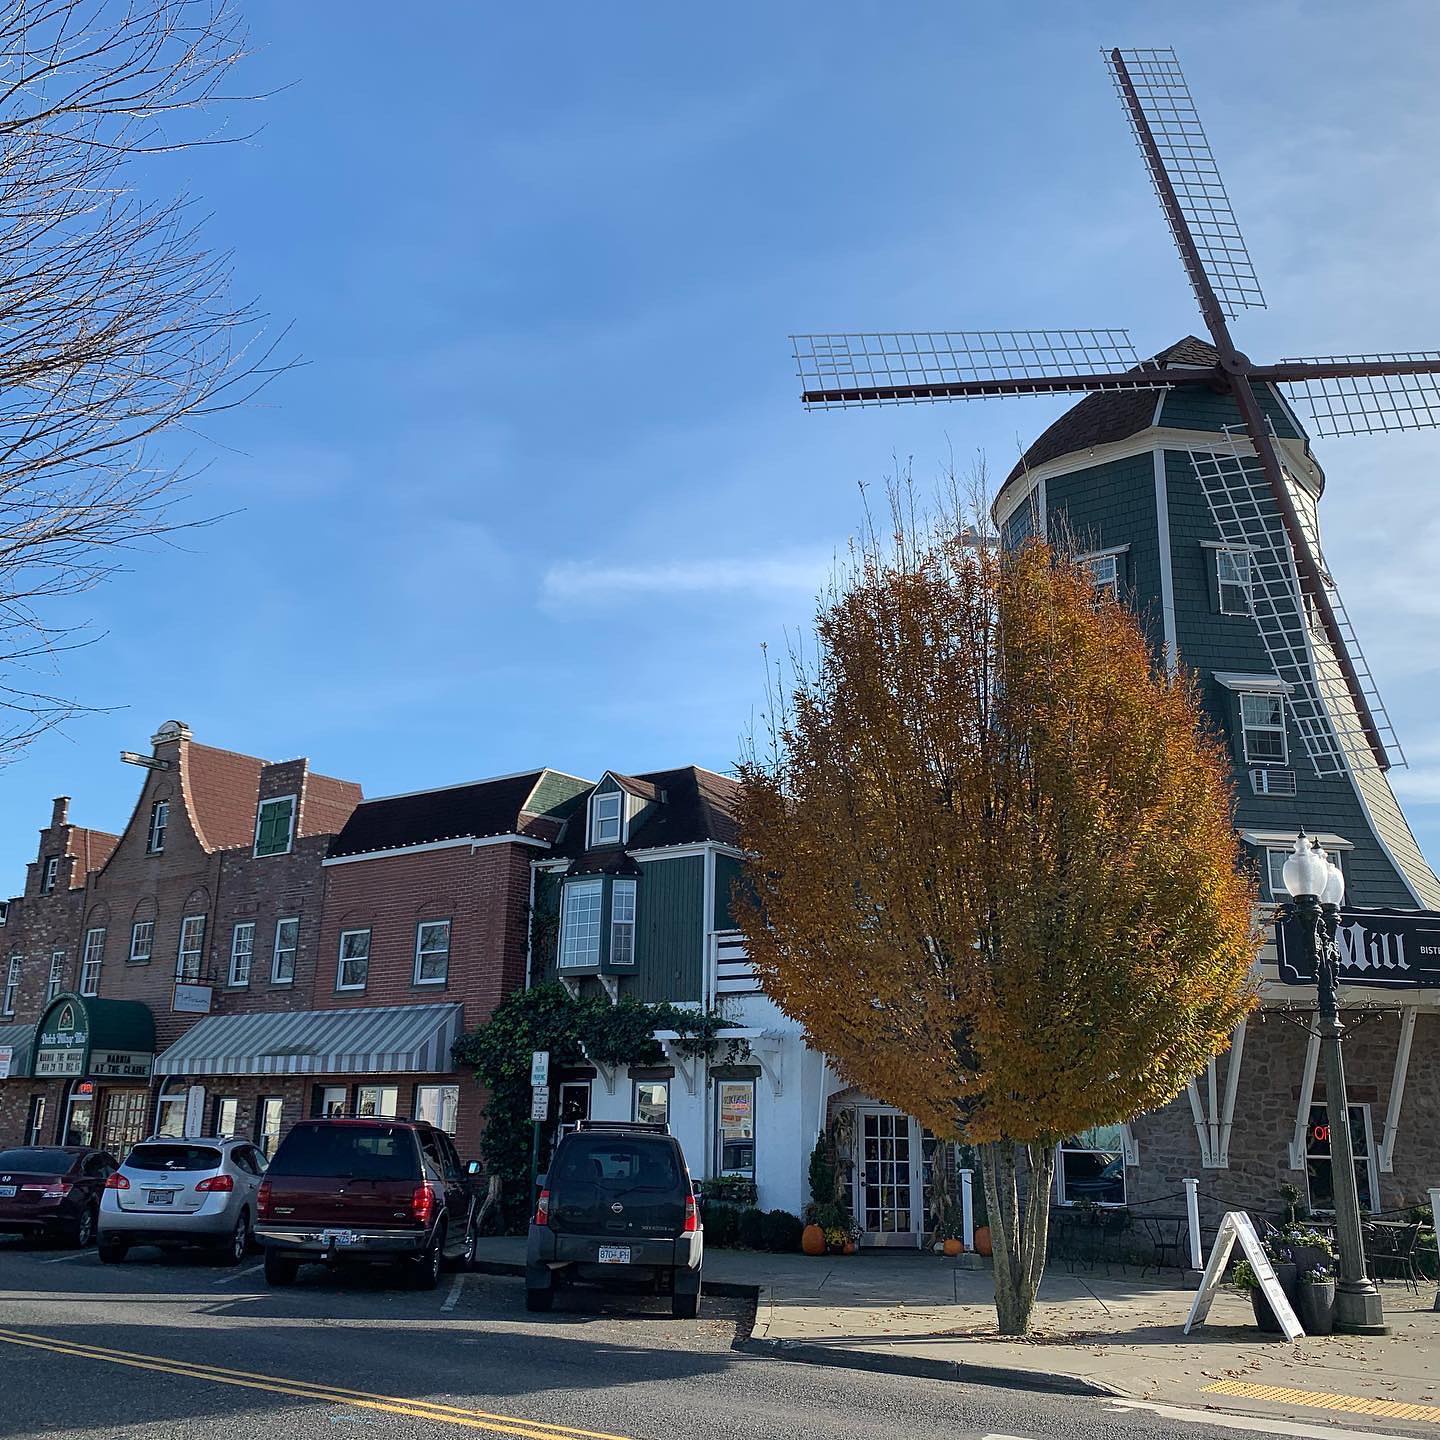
[531,1050,549,1086]
[529,1050,551,1210]
[530,1086,550,1121]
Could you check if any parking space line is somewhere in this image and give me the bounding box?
[39,1251,92,1264]
[0,1327,634,1440]
[212,1262,265,1286]
[441,1272,467,1312]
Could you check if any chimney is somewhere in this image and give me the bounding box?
[51,796,70,827]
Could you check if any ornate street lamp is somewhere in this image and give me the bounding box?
[1281,832,1387,1334]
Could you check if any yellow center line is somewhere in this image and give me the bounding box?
[1202,1378,1440,1424]
[0,1327,636,1440]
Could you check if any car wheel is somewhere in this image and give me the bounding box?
[672,1287,700,1319]
[70,1206,96,1249]
[525,1286,553,1312]
[264,1250,299,1286]
[221,1209,250,1265]
[411,1227,444,1290]
[97,1236,127,1265]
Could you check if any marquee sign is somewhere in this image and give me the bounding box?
[30,993,155,1081]
[1275,906,1440,989]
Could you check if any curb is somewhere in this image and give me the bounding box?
[734,1336,1127,1399]
[469,1258,760,1300]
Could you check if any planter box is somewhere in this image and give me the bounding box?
[1298,1282,1336,1336]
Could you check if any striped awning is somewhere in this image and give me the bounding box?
[0,1021,35,1077]
[153,1003,463,1078]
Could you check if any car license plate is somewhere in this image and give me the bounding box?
[597,1245,631,1264]
[147,1190,175,1206]
[321,1229,357,1247]
[0,1185,14,1199]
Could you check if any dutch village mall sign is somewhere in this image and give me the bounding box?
[1276,906,1440,989]
[31,994,154,1081]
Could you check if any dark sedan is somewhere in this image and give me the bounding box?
[0,1145,117,1247]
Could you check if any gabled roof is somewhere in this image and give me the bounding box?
[326,768,589,859]
[552,766,741,857]
[1003,337,1222,486]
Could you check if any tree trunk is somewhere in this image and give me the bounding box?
[979,1138,1056,1335]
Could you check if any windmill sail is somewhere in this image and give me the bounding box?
[1276,353,1440,436]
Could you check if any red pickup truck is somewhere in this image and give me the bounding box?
[255,1118,477,1289]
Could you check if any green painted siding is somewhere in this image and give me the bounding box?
[631,855,704,1003]
[1158,382,1297,440]
[714,853,744,929]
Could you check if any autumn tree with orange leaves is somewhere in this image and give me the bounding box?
[735,494,1260,1335]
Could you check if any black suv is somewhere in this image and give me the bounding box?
[526,1120,702,1317]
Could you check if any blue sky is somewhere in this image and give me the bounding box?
[5,1,1440,885]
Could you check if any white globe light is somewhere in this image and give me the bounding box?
[1281,834,1329,899]
[1322,855,1346,906]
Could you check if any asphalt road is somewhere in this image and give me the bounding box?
[0,1235,1420,1440]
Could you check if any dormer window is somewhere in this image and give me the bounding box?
[590,792,623,847]
[147,799,168,854]
[255,796,296,857]
[41,856,59,894]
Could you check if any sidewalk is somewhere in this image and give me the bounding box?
[476,1236,1440,1428]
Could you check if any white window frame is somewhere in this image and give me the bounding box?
[2,955,20,1015]
[46,949,65,1002]
[80,928,105,996]
[1054,1125,1128,1207]
[415,1083,459,1134]
[715,1077,756,1177]
[41,857,59,894]
[317,1084,348,1118]
[228,921,256,987]
[147,799,169,854]
[1239,691,1288,766]
[589,791,624,847]
[254,795,297,858]
[1216,547,1253,616]
[558,878,604,968]
[1265,846,1342,902]
[610,878,636,966]
[356,1083,398,1118]
[412,919,451,986]
[129,920,154,964]
[1081,553,1119,600]
[1304,1102,1380,1216]
[271,916,299,985]
[558,1080,591,1136]
[176,914,206,982]
[337,928,371,991]
[633,1078,668,1127]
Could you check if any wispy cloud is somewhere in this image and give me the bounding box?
[541,552,831,607]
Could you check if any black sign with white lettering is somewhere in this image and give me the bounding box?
[1275,906,1440,988]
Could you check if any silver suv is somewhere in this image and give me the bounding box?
[99,1137,267,1265]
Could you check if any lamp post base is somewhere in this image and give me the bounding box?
[1335,1280,1388,1335]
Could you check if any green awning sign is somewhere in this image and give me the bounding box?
[32,993,155,1081]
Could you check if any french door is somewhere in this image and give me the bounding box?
[856,1108,924,1245]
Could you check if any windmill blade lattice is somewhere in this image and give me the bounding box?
[1106,48,1265,321]
[1277,353,1440,436]
[792,329,1149,408]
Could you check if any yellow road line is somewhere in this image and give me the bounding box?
[1202,1378,1440,1424]
[0,1327,635,1440]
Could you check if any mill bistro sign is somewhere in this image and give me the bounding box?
[1276,907,1440,989]
[31,994,155,1081]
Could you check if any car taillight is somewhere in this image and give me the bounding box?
[195,1174,234,1192]
[683,1194,699,1233]
[257,1180,272,1217]
[534,1188,550,1227]
[411,1185,435,1224]
[104,1173,129,1190]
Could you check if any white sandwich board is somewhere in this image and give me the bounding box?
[1184,1210,1304,1342]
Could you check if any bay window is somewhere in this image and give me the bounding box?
[559,879,603,968]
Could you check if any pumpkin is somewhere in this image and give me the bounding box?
[801,1223,827,1256]
[843,1241,857,1255]
[942,1237,964,1257]
[973,1224,993,1257]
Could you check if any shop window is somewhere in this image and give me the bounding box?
[716,1079,756,1177]
[558,879,603,968]
[147,799,168,854]
[176,915,206,982]
[254,796,296,857]
[154,1086,187,1139]
[416,1084,459,1134]
[1239,692,1287,766]
[336,929,370,990]
[610,880,636,965]
[633,1080,668,1128]
[557,1081,590,1137]
[80,928,105,996]
[213,1097,240,1138]
[413,920,451,985]
[46,950,64,1002]
[255,1097,284,1158]
[589,791,623,846]
[228,922,255,987]
[2,955,19,1015]
[129,921,153,965]
[24,1095,46,1146]
[1056,1125,1126,1205]
[356,1085,399,1119]
[1305,1103,1377,1214]
[272,917,299,985]
[316,1084,348,1118]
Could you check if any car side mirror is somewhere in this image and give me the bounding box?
[466,1160,481,1175]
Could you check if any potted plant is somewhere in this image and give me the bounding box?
[1232,1259,1284,1334]
[1297,1264,1336,1336]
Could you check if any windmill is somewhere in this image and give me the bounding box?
[791,48,1440,785]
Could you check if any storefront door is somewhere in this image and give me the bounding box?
[100,1089,149,1155]
[63,1084,95,1146]
[856,1108,923,1245]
